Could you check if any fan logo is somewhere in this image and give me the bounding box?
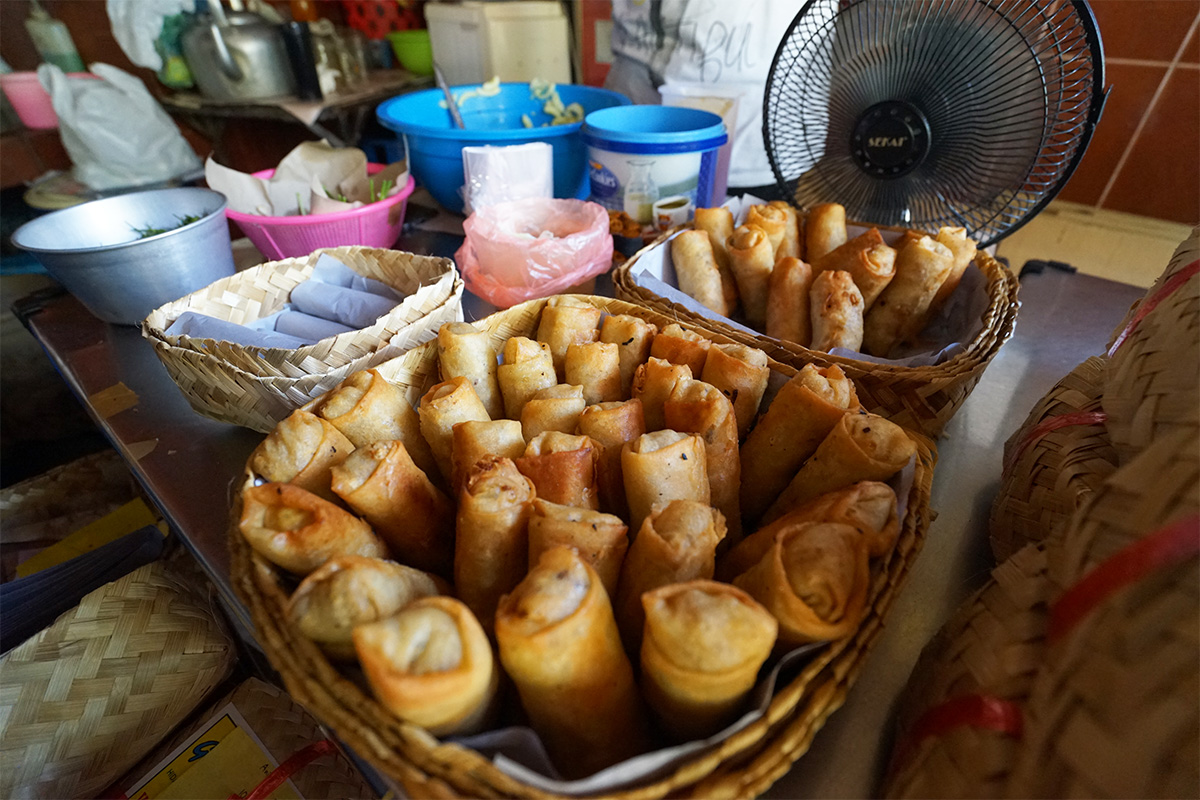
[868,136,908,148]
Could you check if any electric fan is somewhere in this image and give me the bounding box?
[764,0,1107,247]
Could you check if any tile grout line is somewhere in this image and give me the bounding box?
[1096,9,1200,207]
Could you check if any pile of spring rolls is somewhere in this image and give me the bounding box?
[671,201,979,358]
[236,299,918,780]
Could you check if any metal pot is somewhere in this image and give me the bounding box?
[181,11,296,102]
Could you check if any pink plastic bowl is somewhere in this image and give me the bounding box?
[0,71,94,130]
[224,164,415,260]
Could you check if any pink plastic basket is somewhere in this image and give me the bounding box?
[0,71,95,130]
[225,164,415,260]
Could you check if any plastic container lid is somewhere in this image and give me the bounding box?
[581,105,727,155]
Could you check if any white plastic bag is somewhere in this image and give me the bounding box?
[40,62,201,190]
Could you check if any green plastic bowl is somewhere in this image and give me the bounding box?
[387,29,433,77]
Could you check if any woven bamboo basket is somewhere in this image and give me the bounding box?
[613,233,1019,438]
[0,552,237,799]
[989,356,1118,564]
[227,294,938,799]
[883,543,1050,799]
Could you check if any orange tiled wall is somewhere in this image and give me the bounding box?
[1058,0,1200,224]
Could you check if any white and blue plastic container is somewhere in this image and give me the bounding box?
[581,105,727,225]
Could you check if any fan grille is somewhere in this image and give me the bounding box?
[765,0,1105,246]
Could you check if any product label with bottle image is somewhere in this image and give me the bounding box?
[587,150,705,225]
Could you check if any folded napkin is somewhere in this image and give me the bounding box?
[165,311,313,349]
[289,281,399,329]
[274,310,356,341]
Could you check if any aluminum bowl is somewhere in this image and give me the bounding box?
[11,187,236,325]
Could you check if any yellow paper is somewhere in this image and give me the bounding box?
[132,715,238,799]
[15,497,164,578]
[155,726,300,800]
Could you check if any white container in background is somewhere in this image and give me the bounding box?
[424,0,571,86]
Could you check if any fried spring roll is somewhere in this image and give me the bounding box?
[693,205,740,312]
[239,482,386,575]
[450,419,526,496]
[495,546,650,777]
[438,321,503,419]
[746,203,789,259]
[287,556,444,660]
[354,596,499,736]
[640,580,777,739]
[536,296,602,381]
[497,336,557,420]
[419,376,492,484]
[455,456,536,632]
[599,314,658,396]
[515,431,601,509]
[565,341,622,405]
[250,409,355,503]
[527,498,629,598]
[671,229,731,316]
[813,227,885,278]
[614,500,726,654]
[862,235,954,357]
[700,342,771,439]
[727,224,775,328]
[805,203,847,262]
[576,399,646,517]
[631,356,693,432]
[739,364,859,525]
[766,256,814,347]
[763,411,916,523]
[809,270,865,352]
[649,322,712,378]
[769,200,802,260]
[520,384,586,442]
[622,430,710,537]
[929,226,979,312]
[663,378,743,544]
[733,522,870,646]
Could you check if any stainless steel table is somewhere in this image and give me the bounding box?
[14,253,1142,798]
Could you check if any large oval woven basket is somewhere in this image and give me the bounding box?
[228,295,937,799]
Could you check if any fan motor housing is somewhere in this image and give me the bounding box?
[851,100,931,178]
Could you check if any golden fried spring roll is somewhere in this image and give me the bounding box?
[455,456,536,632]
[739,364,859,525]
[671,229,731,316]
[577,399,646,517]
[287,556,445,660]
[565,341,622,405]
[450,419,526,495]
[718,481,899,581]
[853,242,899,309]
[769,200,802,260]
[700,342,771,439]
[520,384,586,442]
[930,226,979,312]
[495,546,650,777]
[497,336,557,420]
[515,431,601,509]
[649,322,712,378]
[599,314,658,396]
[640,580,777,739]
[330,440,455,575]
[614,500,726,654]
[239,482,386,575]
[809,269,865,352]
[693,205,739,312]
[746,203,789,259]
[622,430,710,536]
[763,411,916,523]
[309,369,438,483]
[663,378,743,544]
[354,596,499,736]
[419,376,492,484]
[805,202,847,262]
[631,356,693,432]
[528,498,629,598]
[438,321,503,420]
[251,409,355,503]
[536,296,602,381]
[812,227,885,277]
[726,224,775,328]
[862,235,954,357]
[733,522,870,646]
[766,256,814,347]
[892,229,924,253]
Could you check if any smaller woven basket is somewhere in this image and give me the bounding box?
[613,232,1019,438]
[989,356,1119,564]
[228,294,938,800]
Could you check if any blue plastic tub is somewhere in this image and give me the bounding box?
[376,83,630,213]
[581,105,727,226]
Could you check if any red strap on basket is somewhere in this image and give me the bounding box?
[1048,514,1200,644]
[229,738,335,800]
[1107,259,1200,356]
[1003,409,1109,474]
[888,694,1023,776]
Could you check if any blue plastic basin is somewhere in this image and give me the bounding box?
[376,83,630,213]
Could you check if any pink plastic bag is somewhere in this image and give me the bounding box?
[455,198,614,309]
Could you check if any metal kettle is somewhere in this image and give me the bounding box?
[181,10,297,102]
